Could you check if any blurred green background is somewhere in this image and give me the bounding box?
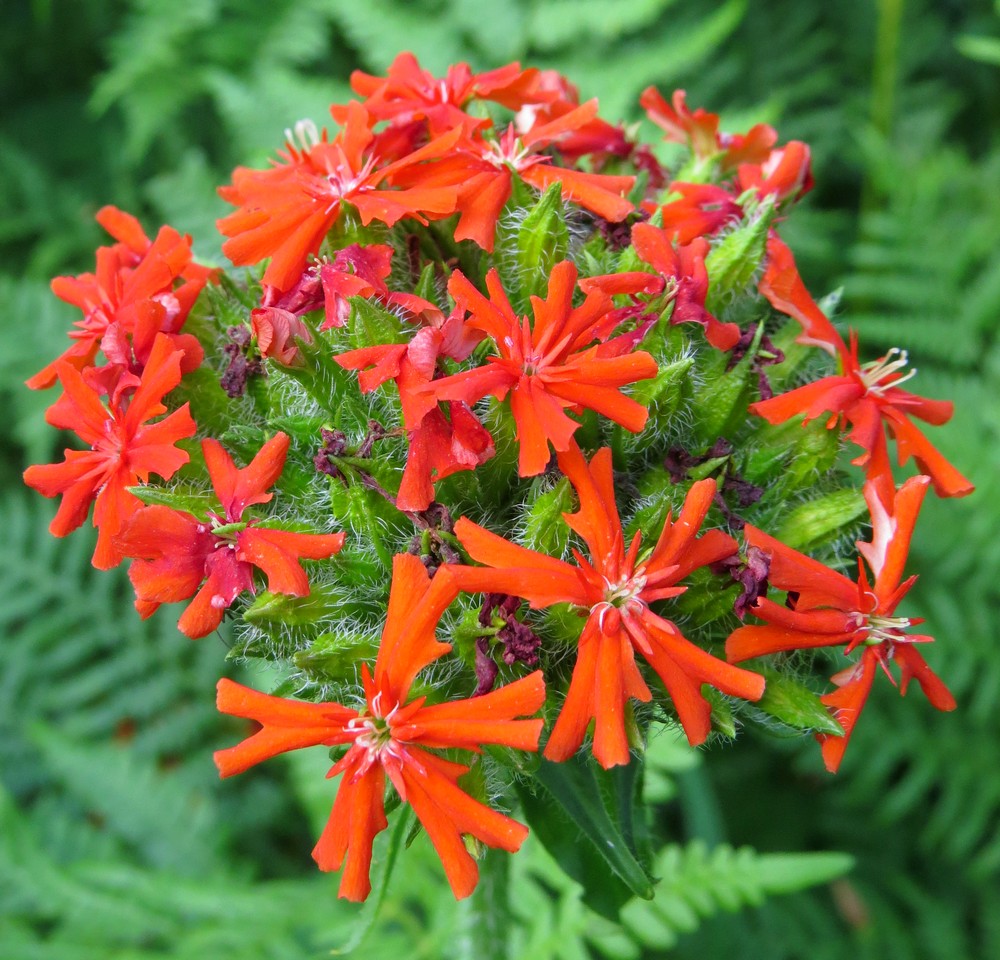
[3,0,999,957]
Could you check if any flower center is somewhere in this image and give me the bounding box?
[522,352,544,376]
[351,713,395,756]
[208,516,247,542]
[320,150,379,211]
[858,347,917,395]
[284,118,321,154]
[347,698,404,774]
[862,612,913,645]
[602,570,647,608]
[482,131,534,172]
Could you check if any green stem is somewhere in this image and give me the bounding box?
[861,0,905,217]
[462,848,510,960]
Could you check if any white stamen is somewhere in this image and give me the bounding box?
[284,118,321,153]
[859,347,918,395]
[864,612,913,645]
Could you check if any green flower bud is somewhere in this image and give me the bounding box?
[773,487,867,551]
[705,198,775,312]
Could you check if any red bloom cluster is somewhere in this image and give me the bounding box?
[24,334,196,569]
[24,55,972,904]
[29,206,214,394]
[217,55,637,285]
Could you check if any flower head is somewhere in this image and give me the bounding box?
[424,262,658,476]
[115,432,345,637]
[750,328,973,498]
[640,87,777,171]
[29,207,213,392]
[726,475,956,771]
[448,443,764,766]
[23,334,196,569]
[629,222,741,349]
[214,553,544,900]
[391,103,634,252]
[346,52,550,137]
[217,102,460,291]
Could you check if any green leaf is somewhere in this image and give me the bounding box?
[414,261,439,306]
[518,754,655,917]
[293,630,381,681]
[752,849,855,893]
[242,585,345,627]
[348,295,407,348]
[955,34,1000,67]
[691,323,764,444]
[753,668,844,736]
[494,181,569,311]
[774,487,867,551]
[127,484,215,516]
[631,354,694,417]
[515,182,569,301]
[704,198,775,311]
[520,476,574,557]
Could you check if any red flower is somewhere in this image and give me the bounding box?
[115,432,345,638]
[319,242,443,331]
[654,182,744,245]
[640,87,777,170]
[29,207,212,391]
[448,443,765,767]
[737,141,813,202]
[391,103,634,252]
[757,233,843,356]
[726,476,956,772]
[750,329,973,498]
[423,261,658,476]
[217,102,461,292]
[214,553,544,900]
[23,334,196,569]
[334,267,493,510]
[629,222,741,349]
[346,52,550,137]
[249,307,312,365]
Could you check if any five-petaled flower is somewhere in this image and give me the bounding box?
[214,553,545,900]
[115,432,345,637]
[423,261,659,477]
[753,235,972,498]
[446,442,765,767]
[344,51,551,137]
[726,475,956,772]
[750,328,974,498]
[390,102,635,252]
[217,101,461,292]
[23,333,197,569]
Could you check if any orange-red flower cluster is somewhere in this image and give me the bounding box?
[217,55,638,291]
[29,206,214,396]
[23,54,973,906]
[23,333,196,569]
